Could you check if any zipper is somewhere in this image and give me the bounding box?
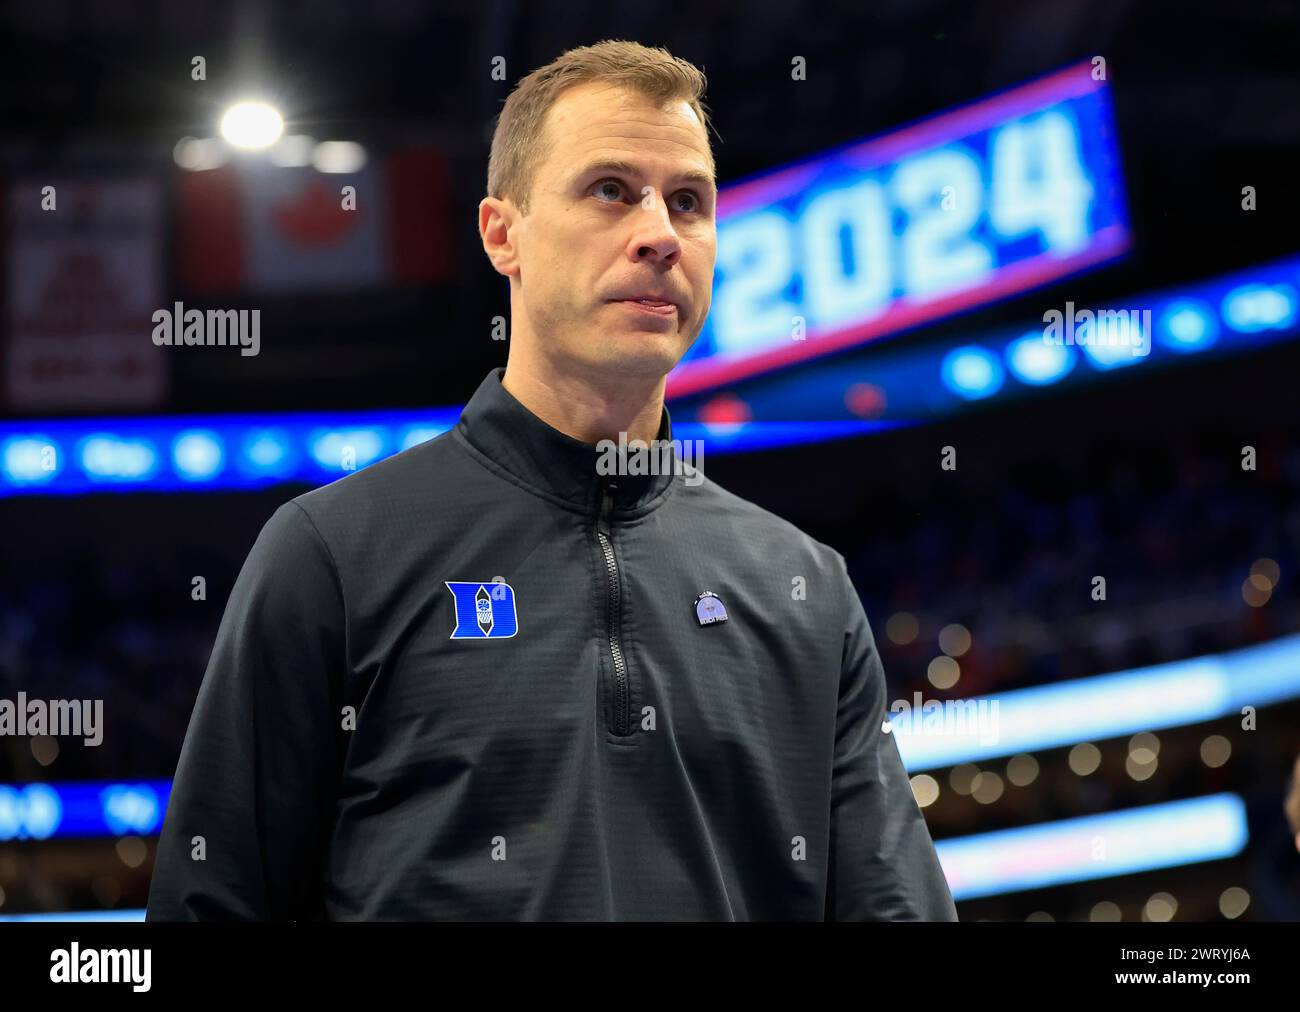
[596,477,630,736]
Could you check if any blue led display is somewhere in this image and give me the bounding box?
[667,60,1131,397]
[0,780,172,841]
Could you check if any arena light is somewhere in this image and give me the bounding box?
[936,793,1248,900]
[941,346,1004,399]
[1222,282,1296,332]
[308,427,387,470]
[893,632,1300,771]
[101,783,165,836]
[219,101,285,150]
[0,783,61,840]
[0,909,146,922]
[171,430,225,481]
[2,436,59,484]
[1078,313,1151,369]
[0,411,460,497]
[240,428,294,476]
[0,780,170,841]
[1005,331,1077,385]
[78,435,159,482]
[1158,299,1219,352]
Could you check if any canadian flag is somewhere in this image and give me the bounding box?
[175,146,453,293]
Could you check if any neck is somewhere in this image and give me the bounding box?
[501,352,666,447]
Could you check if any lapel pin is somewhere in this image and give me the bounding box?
[694,591,728,626]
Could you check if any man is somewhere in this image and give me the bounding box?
[147,39,956,921]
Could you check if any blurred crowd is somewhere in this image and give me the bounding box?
[858,437,1300,699]
[0,542,231,783]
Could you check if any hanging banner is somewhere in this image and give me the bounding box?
[5,178,166,410]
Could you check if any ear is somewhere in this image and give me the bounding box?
[479,196,521,279]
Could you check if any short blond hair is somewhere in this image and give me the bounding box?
[487,39,714,215]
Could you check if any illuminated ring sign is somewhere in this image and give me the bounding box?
[668,61,1131,398]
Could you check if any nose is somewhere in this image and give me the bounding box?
[627,191,682,267]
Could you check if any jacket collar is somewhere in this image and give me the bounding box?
[454,367,678,516]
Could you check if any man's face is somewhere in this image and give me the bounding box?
[501,81,717,383]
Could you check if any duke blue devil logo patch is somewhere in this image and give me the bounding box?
[446,581,519,639]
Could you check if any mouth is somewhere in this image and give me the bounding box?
[609,297,679,318]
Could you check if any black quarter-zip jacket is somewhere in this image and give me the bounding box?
[147,367,957,921]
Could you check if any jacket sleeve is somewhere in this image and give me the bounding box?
[824,554,958,921]
[146,500,345,921]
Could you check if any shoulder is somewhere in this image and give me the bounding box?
[672,471,850,585]
[283,428,471,533]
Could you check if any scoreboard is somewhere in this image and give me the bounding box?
[668,61,1131,398]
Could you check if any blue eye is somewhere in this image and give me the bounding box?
[590,180,703,214]
[672,191,699,213]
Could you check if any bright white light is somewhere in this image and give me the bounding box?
[80,436,158,481]
[0,787,19,839]
[0,784,63,841]
[310,429,385,470]
[1006,331,1076,385]
[173,431,225,480]
[1160,299,1218,351]
[312,140,368,173]
[3,437,58,483]
[941,346,1004,399]
[220,102,285,150]
[102,785,162,835]
[1222,283,1296,332]
[243,430,291,472]
[935,793,1248,901]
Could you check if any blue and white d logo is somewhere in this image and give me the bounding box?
[446,581,519,639]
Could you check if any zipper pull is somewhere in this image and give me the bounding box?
[598,479,617,535]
